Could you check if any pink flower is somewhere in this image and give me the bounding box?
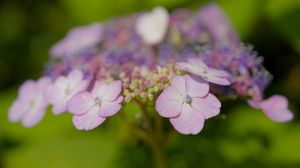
[248,95,294,122]
[68,80,123,130]
[177,57,231,85]
[46,69,88,115]
[8,77,51,127]
[136,6,169,45]
[155,75,221,135]
[50,23,103,57]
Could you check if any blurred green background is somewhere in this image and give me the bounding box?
[0,0,300,167]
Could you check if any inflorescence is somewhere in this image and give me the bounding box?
[9,3,293,135]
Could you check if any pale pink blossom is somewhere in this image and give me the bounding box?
[177,57,231,85]
[50,23,103,57]
[136,6,169,45]
[248,95,293,122]
[8,77,51,127]
[68,80,123,130]
[155,75,221,135]
[46,69,88,115]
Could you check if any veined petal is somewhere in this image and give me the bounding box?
[206,75,230,85]
[72,107,106,130]
[102,80,122,101]
[68,91,94,115]
[171,75,186,96]
[185,75,209,98]
[155,92,182,118]
[170,104,205,135]
[98,102,122,117]
[192,93,221,119]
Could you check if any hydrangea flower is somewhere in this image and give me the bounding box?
[46,69,88,114]
[8,77,51,127]
[248,95,293,122]
[177,57,231,85]
[136,6,169,45]
[50,23,103,57]
[68,80,123,130]
[156,75,221,134]
[8,3,294,136]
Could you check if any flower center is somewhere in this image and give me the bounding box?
[65,88,72,95]
[94,97,102,107]
[183,95,192,105]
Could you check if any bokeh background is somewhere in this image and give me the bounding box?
[0,0,300,167]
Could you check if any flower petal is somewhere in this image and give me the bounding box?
[260,95,293,122]
[22,107,46,128]
[170,104,205,135]
[68,69,84,87]
[208,68,230,77]
[8,100,26,122]
[155,92,182,118]
[185,75,209,98]
[52,101,68,115]
[206,74,230,85]
[72,107,106,130]
[91,81,122,101]
[98,102,122,118]
[192,93,221,119]
[171,75,186,96]
[68,91,94,115]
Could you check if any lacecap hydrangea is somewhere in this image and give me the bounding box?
[9,3,293,135]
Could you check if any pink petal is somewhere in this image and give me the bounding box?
[163,86,182,101]
[19,80,36,99]
[102,80,122,101]
[98,102,122,117]
[45,84,64,104]
[22,107,46,128]
[171,75,186,95]
[68,69,84,86]
[176,62,202,76]
[72,107,106,130]
[192,93,221,119]
[155,92,182,118]
[170,104,205,135]
[91,81,122,101]
[206,75,230,85]
[52,101,67,115]
[260,95,293,122]
[55,76,69,90]
[68,91,94,115]
[188,57,207,69]
[184,75,209,98]
[8,100,26,122]
[208,68,230,78]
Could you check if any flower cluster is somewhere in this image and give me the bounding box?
[9,3,293,135]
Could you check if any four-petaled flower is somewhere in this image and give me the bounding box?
[177,57,231,85]
[136,6,169,45]
[46,69,88,115]
[156,75,221,134]
[50,23,103,57]
[248,95,293,122]
[8,77,51,127]
[68,80,123,130]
